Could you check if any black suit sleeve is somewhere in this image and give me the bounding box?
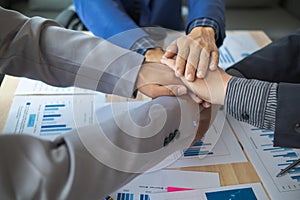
[227,29,300,148]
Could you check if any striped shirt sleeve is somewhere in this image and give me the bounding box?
[225,77,278,130]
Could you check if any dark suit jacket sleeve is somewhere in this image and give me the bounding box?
[187,0,226,47]
[73,0,149,50]
[74,0,226,49]
[227,29,300,148]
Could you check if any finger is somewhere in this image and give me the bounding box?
[161,57,176,71]
[197,49,210,78]
[202,101,211,108]
[139,84,187,98]
[166,85,188,96]
[189,92,203,104]
[209,51,219,71]
[175,46,189,77]
[185,45,200,82]
[164,41,178,58]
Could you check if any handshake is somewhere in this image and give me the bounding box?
[137,57,232,106]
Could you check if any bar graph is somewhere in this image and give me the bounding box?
[217,32,260,70]
[139,194,150,200]
[40,103,72,137]
[219,46,235,65]
[228,116,300,200]
[116,193,149,200]
[168,111,247,168]
[183,147,214,157]
[117,193,134,200]
[205,187,257,200]
[254,128,300,187]
[4,95,104,141]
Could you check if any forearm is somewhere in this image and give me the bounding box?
[0,96,199,199]
[225,77,300,148]
[0,7,144,98]
[187,0,226,47]
[225,77,278,130]
[187,19,220,47]
[74,0,149,49]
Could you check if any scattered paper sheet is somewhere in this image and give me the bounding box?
[3,94,105,140]
[15,77,96,95]
[109,170,220,200]
[167,110,247,168]
[228,116,300,200]
[150,183,268,200]
[218,33,260,70]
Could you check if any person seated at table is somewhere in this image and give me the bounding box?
[73,0,226,82]
[0,7,204,199]
[162,29,300,148]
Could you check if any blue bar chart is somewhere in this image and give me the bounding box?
[40,104,72,137]
[116,193,134,200]
[116,193,149,200]
[205,187,257,200]
[3,95,101,141]
[183,146,214,157]
[168,112,247,168]
[217,32,260,70]
[228,116,300,200]
[219,46,235,65]
[255,127,300,186]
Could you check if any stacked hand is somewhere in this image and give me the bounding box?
[137,26,232,106]
[161,57,232,105]
[163,27,219,81]
[137,62,188,98]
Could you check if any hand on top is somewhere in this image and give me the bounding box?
[163,27,219,82]
[161,57,232,105]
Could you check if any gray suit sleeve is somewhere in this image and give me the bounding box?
[0,7,201,199]
[0,97,199,199]
[0,7,144,98]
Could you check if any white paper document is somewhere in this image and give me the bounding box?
[218,32,260,70]
[150,183,268,200]
[3,94,105,140]
[110,170,220,200]
[168,110,247,168]
[228,116,300,200]
[15,77,96,95]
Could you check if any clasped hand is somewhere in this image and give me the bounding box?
[137,60,232,106]
[137,27,232,105]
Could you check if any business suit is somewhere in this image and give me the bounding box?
[0,7,200,199]
[73,0,226,49]
[227,29,300,148]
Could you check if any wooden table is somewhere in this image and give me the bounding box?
[0,30,272,196]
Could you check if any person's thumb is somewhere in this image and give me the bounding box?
[161,57,176,71]
[151,84,187,98]
[139,84,187,99]
[165,85,187,96]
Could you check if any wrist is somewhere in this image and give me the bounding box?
[221,72,233,105]
[188,26,215,39]
[145,48,164,62]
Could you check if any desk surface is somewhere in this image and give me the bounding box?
[0,30,272,194]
